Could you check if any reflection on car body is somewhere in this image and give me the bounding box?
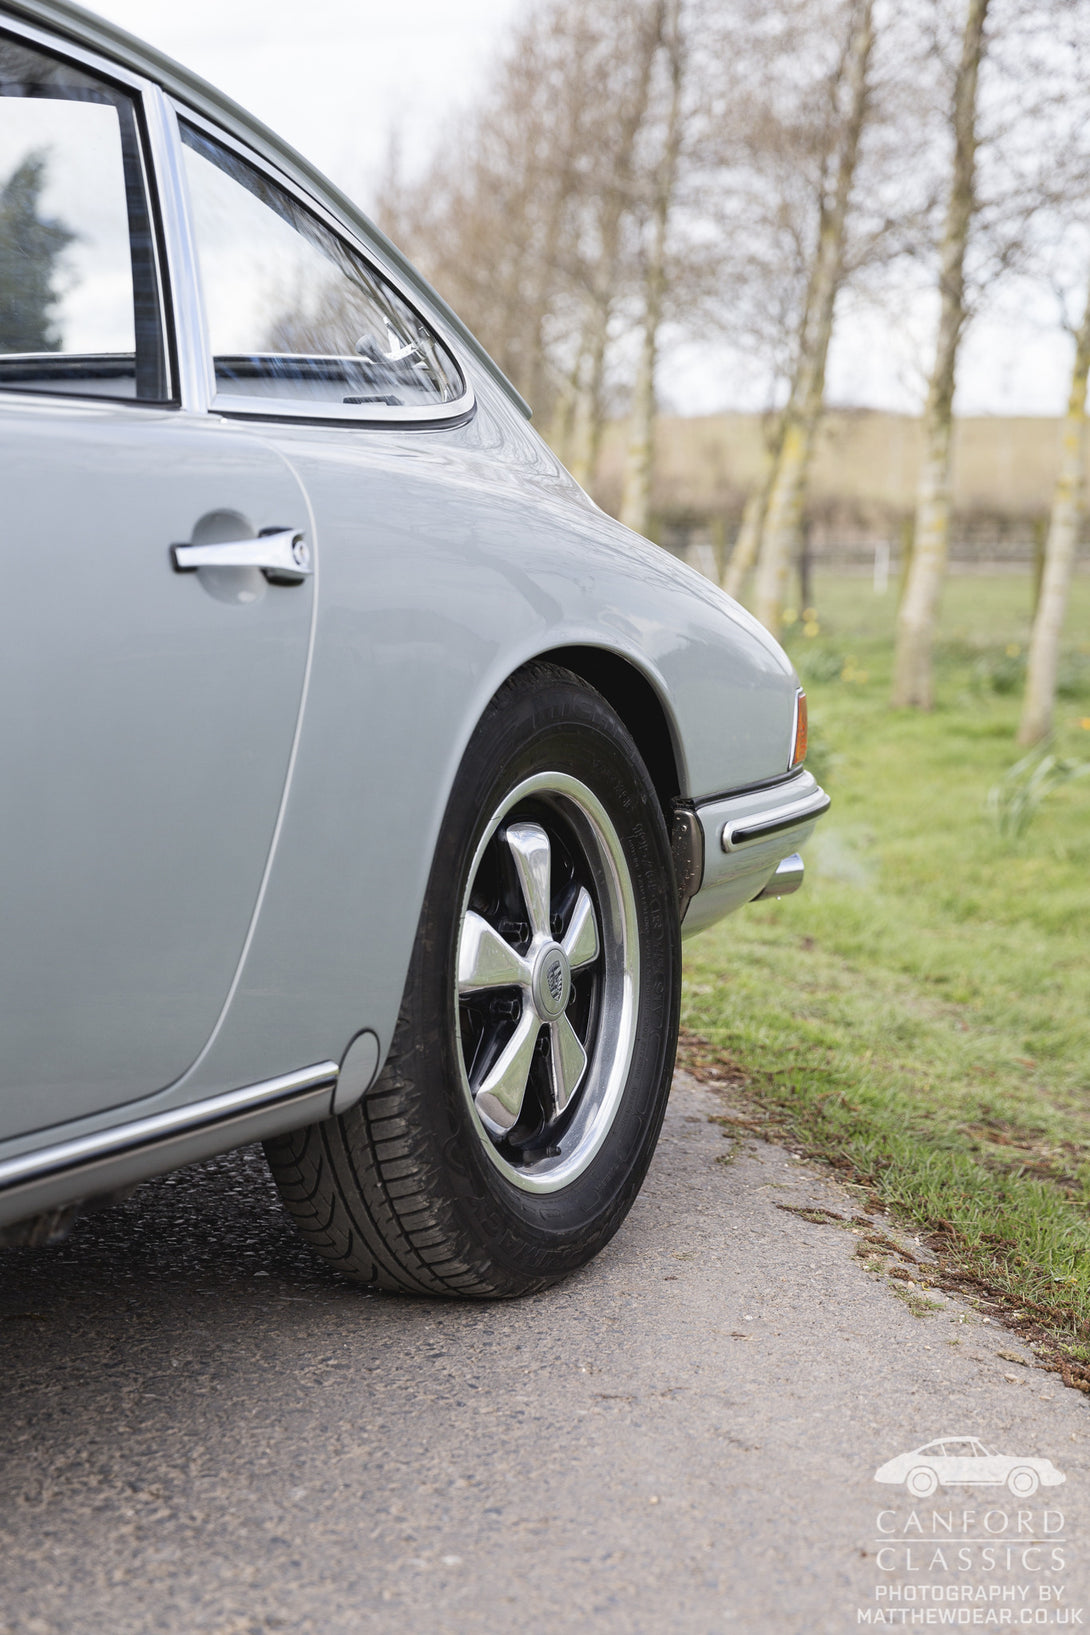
[0,0,827,1294]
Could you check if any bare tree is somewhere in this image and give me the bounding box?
[752,0,876,636]
[377,0,685,449]
[380,0,1082,594]
[374,4,591,413]
[1018,269,1090,744]
[892,0,990,709]
[618,0,686,535]
[882,0,1088,708]
[563,2,666,484]
[711,0,927,609]
[722,428,781,598]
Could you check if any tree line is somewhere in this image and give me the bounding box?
[378,0,1090,744]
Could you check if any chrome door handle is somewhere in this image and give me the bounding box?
[171,527,312,585]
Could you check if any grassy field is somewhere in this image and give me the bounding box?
[680,571,1090,1378]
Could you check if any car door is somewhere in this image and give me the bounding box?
[154,113,481,1092]
[0,27,312,1137]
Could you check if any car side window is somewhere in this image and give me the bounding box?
[179,121,465,415]
[0,33,167,401]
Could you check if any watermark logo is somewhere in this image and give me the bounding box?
[856,1435,1078,1626]
[875,1436,1067,1501]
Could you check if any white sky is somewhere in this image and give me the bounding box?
[91,0,1075,420]
[92,0,524,201]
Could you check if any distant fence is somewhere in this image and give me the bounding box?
[659,529,1090,586]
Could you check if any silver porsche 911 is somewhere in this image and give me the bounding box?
[0,0,828,1294]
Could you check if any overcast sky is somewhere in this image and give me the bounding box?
[93,0,524,198]
[92,0,1075,420]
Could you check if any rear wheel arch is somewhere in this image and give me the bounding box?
[265,662,681,1296]
[532,646,685,811]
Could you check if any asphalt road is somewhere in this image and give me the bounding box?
[2,1072,1087,1635]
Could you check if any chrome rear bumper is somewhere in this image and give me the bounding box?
[679,769,828,938]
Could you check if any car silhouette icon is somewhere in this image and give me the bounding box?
[875,1438,1066,1499]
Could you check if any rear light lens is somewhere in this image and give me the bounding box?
[791,689,808,768]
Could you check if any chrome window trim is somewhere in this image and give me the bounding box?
[169,100,476,428]
[211,393,478,430]
[0,11,177,407]
[143,83,211,411]
[0,1061,339,1193]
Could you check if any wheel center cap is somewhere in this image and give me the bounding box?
[532,943,571,1020]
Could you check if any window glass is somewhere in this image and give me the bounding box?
[180,122,464,413]
[0,35,166,400]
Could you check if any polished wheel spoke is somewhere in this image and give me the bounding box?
[505,821,552,939]
[561,885,599,971]
[474,1007,541,1134]
[456,771,641,1191]
[547,1013,588,1117]
[458,910,530,994]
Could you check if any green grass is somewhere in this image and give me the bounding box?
[682,571,1090,1364]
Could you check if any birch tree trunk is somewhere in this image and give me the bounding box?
[568,3,664,488]
[568,308,613,485]
[891,0,989,709]
[722,409,786,598]
[753,0,875,638]
[1017,278,1090,746]
[723,484,770,599]
[620,0,684,536]
[546,349,581,461]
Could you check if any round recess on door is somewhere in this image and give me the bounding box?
[187,510,266,605]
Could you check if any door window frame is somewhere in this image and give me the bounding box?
[0,13,177,408]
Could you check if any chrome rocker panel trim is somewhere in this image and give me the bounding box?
[0,1061,339,1229]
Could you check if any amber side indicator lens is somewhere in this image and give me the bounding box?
[792,689,808,767]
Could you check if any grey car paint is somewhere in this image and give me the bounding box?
[0,401,313,1139]
[185,373,797,1101]
[0,0,819,1217]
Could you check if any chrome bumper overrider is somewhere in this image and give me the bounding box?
[680,770,829,938]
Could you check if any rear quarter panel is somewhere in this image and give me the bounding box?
[174,372,797,1097]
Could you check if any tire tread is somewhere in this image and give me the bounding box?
[265,662,678,1299]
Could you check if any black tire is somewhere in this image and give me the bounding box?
[264,662,681,1297]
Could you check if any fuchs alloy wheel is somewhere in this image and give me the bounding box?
[265,662,681,1297]
[455,770,640,1191]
